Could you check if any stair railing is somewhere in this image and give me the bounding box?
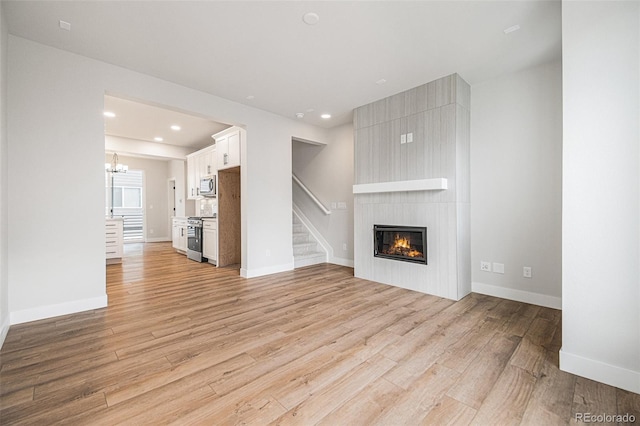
[292,174,331,215]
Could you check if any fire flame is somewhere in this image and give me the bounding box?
[385,233,423,258]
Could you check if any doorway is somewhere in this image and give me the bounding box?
[110,169,145,242]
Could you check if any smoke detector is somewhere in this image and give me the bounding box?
[303,12,320,25]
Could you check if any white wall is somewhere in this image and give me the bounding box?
[106,154,171,242]
[7,35,328,325]
[292,123,354,265]
[470,60,563,309]
[560,1,640,394]
[0,2,9,346]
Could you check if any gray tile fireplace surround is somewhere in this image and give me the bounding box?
[353,74,471,300]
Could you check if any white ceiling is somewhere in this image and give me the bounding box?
[3,1,561,129]
[104,95,231,151]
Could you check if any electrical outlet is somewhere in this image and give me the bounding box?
[266,249,271,257]
[523,267,532,278]
[493,262,505,274]
[149,229,154,234]
[400,134,407,144]
[337,202,347,210]
[480,261,491,272]
[407,132,413,143]
[331,202,337,209]
[342,243,347,251]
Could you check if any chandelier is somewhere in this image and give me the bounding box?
[105,152,128,173]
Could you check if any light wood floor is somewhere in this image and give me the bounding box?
[1,243,638,425]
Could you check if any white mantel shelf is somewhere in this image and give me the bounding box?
[353,178,448,194]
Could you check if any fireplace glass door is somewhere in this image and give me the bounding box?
[374,225,427,265]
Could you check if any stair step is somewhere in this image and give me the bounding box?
[293,251,326,268]
[293,232,310,244]
[293,241,317,256]
[292,211,326,268]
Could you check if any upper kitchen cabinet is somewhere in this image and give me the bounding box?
[187,145,216,200]
[214,127,242,170]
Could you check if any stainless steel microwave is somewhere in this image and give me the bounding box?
[199,176,216,197]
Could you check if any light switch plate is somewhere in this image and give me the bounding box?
[407,132,413,143]
[400,134,406,144]
[493,262,505,274]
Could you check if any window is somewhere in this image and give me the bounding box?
[112,187,141,208]
[106,169,145,242]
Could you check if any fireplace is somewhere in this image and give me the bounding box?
[374,225,427,265]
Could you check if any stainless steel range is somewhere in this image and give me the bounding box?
[187,217,206,262]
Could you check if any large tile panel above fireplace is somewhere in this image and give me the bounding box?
[353,74,471,301]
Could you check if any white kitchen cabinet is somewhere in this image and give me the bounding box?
[201,149,216,177]
[106,218,123,264]
[172,217,188,253]
[186,155,198,200]
[215,128,241,170]
[187,146,216,200]
[203,219,217,265]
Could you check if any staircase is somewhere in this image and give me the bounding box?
[293,213,326,268]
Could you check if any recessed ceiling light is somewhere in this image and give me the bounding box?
[246,95,255,100]
[59,20,71,31]
[170,125,181,131]
[295,112,304,119]
[321,113,331,119]
[303,12,320,26]
[376,78,387,85]
[154,137,163,142]
[103,111,116,118]
[504,24,521,34]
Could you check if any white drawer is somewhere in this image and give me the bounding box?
[203,221,217,230]
[106,246,122,258]
[106,219,123,260]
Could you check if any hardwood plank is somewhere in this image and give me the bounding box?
[1,242,633,425]
[0,386,33,411]
[383,321,469,390]
[271,353,397,425]
[437,317,500,373]
[470,365,537,425]
[420,395,477,426]
[616,388,640,421]
[570,376,618,424]
[446,332,520,409]
[316,377,404,425]
[520,352,577,425]
[105,352,255,406]
[372,363,460,425]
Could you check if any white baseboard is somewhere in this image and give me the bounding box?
[241,262,294,279]
[560,348,640,394]
[472,281,562,310]
[0,313,10,350]
[10,295,108,325]
[330,256,354,268]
